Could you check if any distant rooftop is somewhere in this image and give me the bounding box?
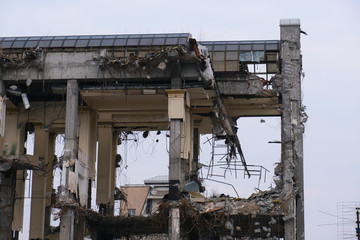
[144,175,169,184]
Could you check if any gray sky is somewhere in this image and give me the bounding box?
[1,0,360,239]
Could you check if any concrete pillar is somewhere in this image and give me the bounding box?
[96,124,116,214]
[0,168,16,240]
[89,110,97,182]
[2,110,26,233]
[78,108,93,207]
[44,132,56,236]
[167,87,187,240]
[0,81,16,240]
[29,126,49,239]
[59,79,79,240]
[167,89,187,198]
[181,102,193,184]
[190,127,200,182]
[280,18,304,240]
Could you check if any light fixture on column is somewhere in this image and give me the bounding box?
[21,93,31,110]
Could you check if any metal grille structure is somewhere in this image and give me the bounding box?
[337,202,360,239]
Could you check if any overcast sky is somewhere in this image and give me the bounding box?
[1,0,360,239]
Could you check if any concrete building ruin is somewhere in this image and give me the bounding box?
[0,19,306,239]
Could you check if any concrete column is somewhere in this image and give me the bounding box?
[170,208,180,240]
[166,89,187,198]
[59,79,79,240]
[167,87,187,240]
[29,126,49,239]
[44,132,56,236]
[280,18,304,240]
[89,110,97,182]
[2,110,26,233]
[181,102,193,184]
[0,168,16,240]
[190,127,200,182]
[96,124,116,214]
[78,108,92,207]
[0,81,16,240]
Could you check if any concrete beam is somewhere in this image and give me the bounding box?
[1,52,201,82]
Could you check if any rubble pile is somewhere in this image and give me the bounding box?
[0,47,43,69]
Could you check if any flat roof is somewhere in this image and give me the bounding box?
[0,33,280,51]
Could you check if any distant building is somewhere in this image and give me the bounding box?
[119,175,169,216]
[119,185,150,216]
[143,175,169,215]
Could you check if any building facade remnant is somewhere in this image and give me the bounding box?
[0,19,305,239]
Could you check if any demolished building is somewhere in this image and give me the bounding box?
[0,19,306,239]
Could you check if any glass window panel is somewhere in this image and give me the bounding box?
[66,36,78,40]
[213,45,225,51]
[25,41,39,48]
[104,35,116,39]
[257,74,267,80]
[1,41,13,48]
[75,39,89,47]
[247,64,255,73]
[63,39,76,47]
[153,38,165,45]
[167,34,180,37]
[16,37,28,41]
[239,44,251,51]
[239,51,252,62]
[254,64,267,73]
[226,61,238,71]
[226,52,238,60]
[253,44,265,51]
[202,44,213,51]
[114,39,127,46]
[266,44,279,51]
[154,34,166,38]
[267,63,278,73]
[50,40,63,47]
[129,35,142,38]
[116,35,129,39]
[41,36,53,40]
[53,36,66,40]
[101,39,115,46]
[212,52,224,61]
[212,61,225,71]
[38,40,51,48]
[88,39,102,47]
[165,38,178,45]
[4,37,16,41]
[226,45,238,51]
[253,51,265,62]
[139,38,152,45]
[142,34,154,38]
[266,52,278,62]
[28,37,41,40]
[178,38,187,45]
[78,36,91,39]
[12,41,26,48]
[127,38,139,46]
[91,36,103,39]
